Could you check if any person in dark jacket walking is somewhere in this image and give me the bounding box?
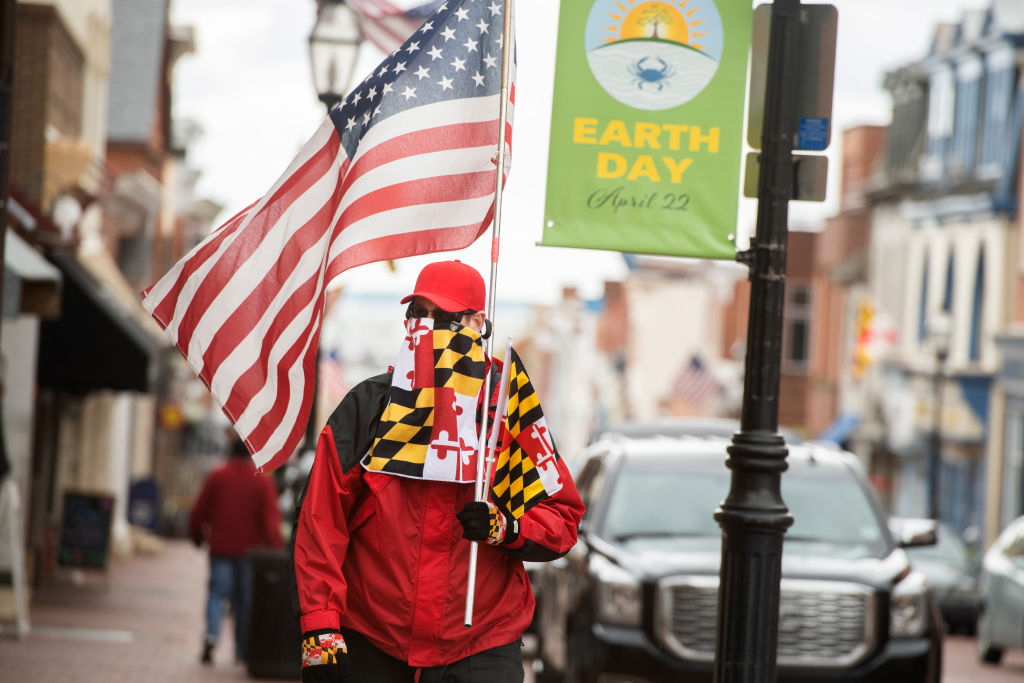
[190,436,283,664]
[293,260,585,683]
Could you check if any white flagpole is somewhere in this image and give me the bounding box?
[465,0,515,628]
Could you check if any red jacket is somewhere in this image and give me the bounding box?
[189,457,283,556]
[294,372,584,667]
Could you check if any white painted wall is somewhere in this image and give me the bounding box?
[892,211,1011,374]
[0,317,41,570]
[623,271,734,421]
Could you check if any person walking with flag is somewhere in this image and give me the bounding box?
[139,0,550,676]
[293,260,584,683]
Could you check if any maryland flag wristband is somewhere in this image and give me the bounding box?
[302,631,347,667]
[486,501,519,546]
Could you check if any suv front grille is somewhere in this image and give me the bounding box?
[655,576,876,668]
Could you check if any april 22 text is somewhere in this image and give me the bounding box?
[587,186,690,214]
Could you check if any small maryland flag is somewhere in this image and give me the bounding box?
[488,343,564,519]
[362,318,486,482]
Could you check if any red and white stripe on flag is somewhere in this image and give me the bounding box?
[141,0,514,471]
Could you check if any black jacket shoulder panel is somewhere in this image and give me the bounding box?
[326,372,391,473]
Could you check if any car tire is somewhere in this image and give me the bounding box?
[977,610,1004,665]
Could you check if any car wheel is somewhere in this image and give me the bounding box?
[929,634,942,683]
[960,618,978,637]
[977,610,1004,665]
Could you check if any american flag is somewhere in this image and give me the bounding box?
[670,356,721,413]
[346,0,444,54]
[140,0,515,471]
[318,348,348,400]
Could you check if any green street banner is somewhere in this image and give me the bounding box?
[541,0,752,260]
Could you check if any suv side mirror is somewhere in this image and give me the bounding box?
[891,518,938,548]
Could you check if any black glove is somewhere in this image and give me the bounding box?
[300,629,349,683]
[457,501,519,546]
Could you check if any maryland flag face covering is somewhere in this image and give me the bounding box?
[362,318,486,482]
[489,344,564,519]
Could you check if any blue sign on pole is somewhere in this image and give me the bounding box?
[797,117,829,151]
[747,5,837,152]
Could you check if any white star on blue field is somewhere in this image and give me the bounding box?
[330,0,511,159]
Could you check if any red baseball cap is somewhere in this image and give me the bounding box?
[400,260,486,312]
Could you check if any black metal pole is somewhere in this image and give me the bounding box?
[304,366,320,450]
[319,93,343,114]
[301,96,340,452]
[0,0,15,321]
[927,348,947,520]
[713,1,800,681]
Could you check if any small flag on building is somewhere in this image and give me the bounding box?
[140,0,515,471]
[346,0,444,54]
[669,355,721,415]
[852,299,897,379]
[318,349,348,400]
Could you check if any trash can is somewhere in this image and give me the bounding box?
[246,548,302,679]
[128,478,160,531]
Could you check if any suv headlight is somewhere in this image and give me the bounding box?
[592,554,642,627]
[890,571,929,638]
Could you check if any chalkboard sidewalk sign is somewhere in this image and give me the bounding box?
[58,491,114,570]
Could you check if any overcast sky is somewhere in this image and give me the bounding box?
[169,0,991,305]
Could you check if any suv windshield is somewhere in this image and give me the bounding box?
[602,461,887,558]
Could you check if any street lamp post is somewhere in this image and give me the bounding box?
[713,1,799,681]
[927,312,951,521]
[309,0,362,114]
[304,1,361,449]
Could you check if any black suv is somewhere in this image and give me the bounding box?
[534,433,943,683]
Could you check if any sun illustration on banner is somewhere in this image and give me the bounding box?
[585,0,724,110]
[607,1,705,45]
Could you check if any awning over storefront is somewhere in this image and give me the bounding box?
[818,413,861,447]
[37,250,160,393]
[3,230,62,318]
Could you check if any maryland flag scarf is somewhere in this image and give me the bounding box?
[362,318,486,481]
[362,326,563,519]
[488,342,564,519]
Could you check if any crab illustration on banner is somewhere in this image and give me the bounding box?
[489,346,563,520]
[362,318,486,481]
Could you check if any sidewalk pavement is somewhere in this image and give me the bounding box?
[0,539,294,683]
